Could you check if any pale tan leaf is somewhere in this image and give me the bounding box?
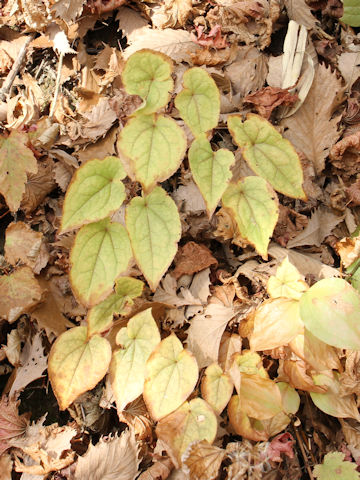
[0,267,43,323]
[51,0,84,23]
[116,7,149,40]
[0,395,29,456]
[3,329,21,366]
[5,222,43,270]
[74,429,140,480]
[182,441,225,480]
[0,454,12,480]
[218,332,242,374]
[123,28,199,63]
[287,206,344,248]
[9,332,47,397]
[338,52,360,90]
[282,64,343,174]
[186,299,235,368]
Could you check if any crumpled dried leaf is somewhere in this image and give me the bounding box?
[336,235,360,268]
[0,267,43,323]
[73,429,140,480]
[51,0,84,23]
[282,64,343,174]
[20,159,56,214]
[244,86,298,119]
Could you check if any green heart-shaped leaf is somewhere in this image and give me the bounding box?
[118,114,186,192]
[70,218,132,307]
[87,277,144,336]
[126,186,181,291]
[122,49,174,114]
[110,308,161,412]
[175,67,220,137]
[61,156,126,233]
[222,177,279,259]
[341,0,360,26]
[49,326,111,410]
[299,278,360,349]
[189,134,235,216]
[144,334,198,420]
[228,114,305,199]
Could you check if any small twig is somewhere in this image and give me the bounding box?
[49,51,64,119]
[292,420,315,480]
[0,33,35,101]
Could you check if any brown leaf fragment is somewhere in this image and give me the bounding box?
[0,267,43,323]
[173,242,218,279]
[282,63,343,174]
[0,454,12,480]
[182,441,226,480]
[51,0,84,23]
[191,44,237,67]
[339,351,360,397]
[273,205,308,247]
[286,206,344,249]
[336,235,360,268]
[20,158,56,214]
[137,457,174,480]
[0,131,38,212]
[118,397,153,440]
[0,395,29,456]
[245,86,298,119]
[5,222,44,270]
[346,178,360,206]
[162,0,193,28]
[284,0,318,29]
[191,25,228,49]
[74,429,140,480]
[329,131,360,178]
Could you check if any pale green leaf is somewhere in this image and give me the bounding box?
[175,67,220,137]
[87,277,144,336]
[143,334,198,420]
[222,177,279,259]
[117,114,186,192]
[299,278,360,349]
[70,218,132,307]
[61,156,126,233]
[267,257,308,300]
[188,134,235,216]
[48,326,111,410]
[311,373,360,421]
[313,452,360,480]
[126,186,181,291]
[341,1,360,27]
[110,308,160,411]
[156,399,217,467]
[122,49,174,114]
[201,363,233,415]
[227,114,305,199]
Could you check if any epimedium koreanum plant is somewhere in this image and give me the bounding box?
[48,49,360,461]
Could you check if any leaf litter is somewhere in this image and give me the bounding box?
[1,1,360,479]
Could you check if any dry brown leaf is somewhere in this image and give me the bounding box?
[161,0,193,28]
[207,0,280,50]
[280,358,327,393]
[182,441,226,480]
[76,126,117,164]
[53,161,74,192]
[5,222,44,271]
[9,331,47,398]
[329,130,360,175]
[123,28,199,63]
[186,285,237,368]
[3,329,21,367]
[116,7,149,39]
[78,98,117,142]
[218,332,242,374]
[245,86,298,119]
[336,235,360,268]
[21,159,56,214]
[0,395,29,456]
[172,181,206,214]
[339,351,360,396]
[137,457,174,480]
[153,274,203,308]
[118,397,153,440]
[173,242,217,279]
[346,178,360,206]
[0,267,43,323]
[14,0,50,29]
[286,206,344,248]
[73,429,140,480]
[282,64,343,174]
